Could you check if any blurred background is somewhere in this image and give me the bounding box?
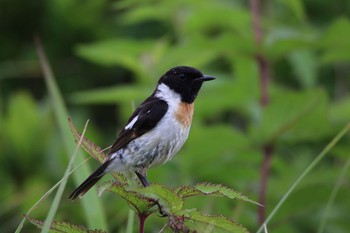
[1,0,350,232]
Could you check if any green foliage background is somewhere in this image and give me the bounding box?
[1,0,350,232]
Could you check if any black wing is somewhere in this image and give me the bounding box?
[68,97,168,200]
[108,97,168,155]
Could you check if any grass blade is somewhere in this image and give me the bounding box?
[256,123,350,233]
[317,158,350,233]
[126,209,135,233]
[14,156,92,233]
[34,36,107,230]
[40,120,89,233]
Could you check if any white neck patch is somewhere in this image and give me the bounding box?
[155,83,181,108]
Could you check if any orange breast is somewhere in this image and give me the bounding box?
[174,102,194,128]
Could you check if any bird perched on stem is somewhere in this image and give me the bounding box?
[69,66,215,200]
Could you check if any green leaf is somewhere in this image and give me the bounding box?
[176,125,259,183]
[116,4,171,24]
[153,40,219,73]
[182,3,252,39]
[288,49,318,88]
[134,184,184,214]
[330,97,350,125]
[49,0,108,32]
[195,77,258,118]
[69,85,151,105]
[265,27,315,60]
[26,216,106,233]
[175,183,260,206]
[75,39,155,81]
[318,17,350,63]
[250,88,330,144]
[2,92,51,165]
[276,0,305,21]
[320,17,350,47]
[102,182,185,216]
[175,209,248,233]
[101,181,157,216]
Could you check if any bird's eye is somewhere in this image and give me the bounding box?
[178,74,186,80]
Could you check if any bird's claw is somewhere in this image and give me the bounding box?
[155,200,168,217]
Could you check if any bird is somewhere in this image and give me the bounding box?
[69,66,215,200]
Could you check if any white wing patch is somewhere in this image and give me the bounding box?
[124,115,139,130]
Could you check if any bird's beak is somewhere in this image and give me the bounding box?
[195,75,216,82]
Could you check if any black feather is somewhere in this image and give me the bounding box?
[109,98,168,154]
[68,160,111,200]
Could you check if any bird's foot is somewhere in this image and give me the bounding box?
[154,200,168,217]
[135,170,150,187]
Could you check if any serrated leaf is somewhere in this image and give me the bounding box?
[134,184,184,214]
[175,183,260,206]
[68,119,126,183]
[26,216,106,233]
[102,181,157,215]
[176,209,249,233]
[68,118,106,163]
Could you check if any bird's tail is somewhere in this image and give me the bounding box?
[69,160,111,200]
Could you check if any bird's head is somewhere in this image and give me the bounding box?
[158,66,215,103]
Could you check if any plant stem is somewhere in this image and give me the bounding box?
[250,0,270,106]
[258,144,273,224]
[256,54,270,106]
[250,0,272,225]
[138,214,147,233]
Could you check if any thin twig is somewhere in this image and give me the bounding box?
[258,145,273,224]
[250,0,272,225]
[250,0,270,106]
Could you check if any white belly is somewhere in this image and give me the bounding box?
[108,111,191,172]
[108,83,193,172]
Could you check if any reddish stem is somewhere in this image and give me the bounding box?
[250,0,273,225]
[138,214,147,233]
[251,0,263,43]
[258,144,274,224]
[257,54,270,106]
[250,0,270,106]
